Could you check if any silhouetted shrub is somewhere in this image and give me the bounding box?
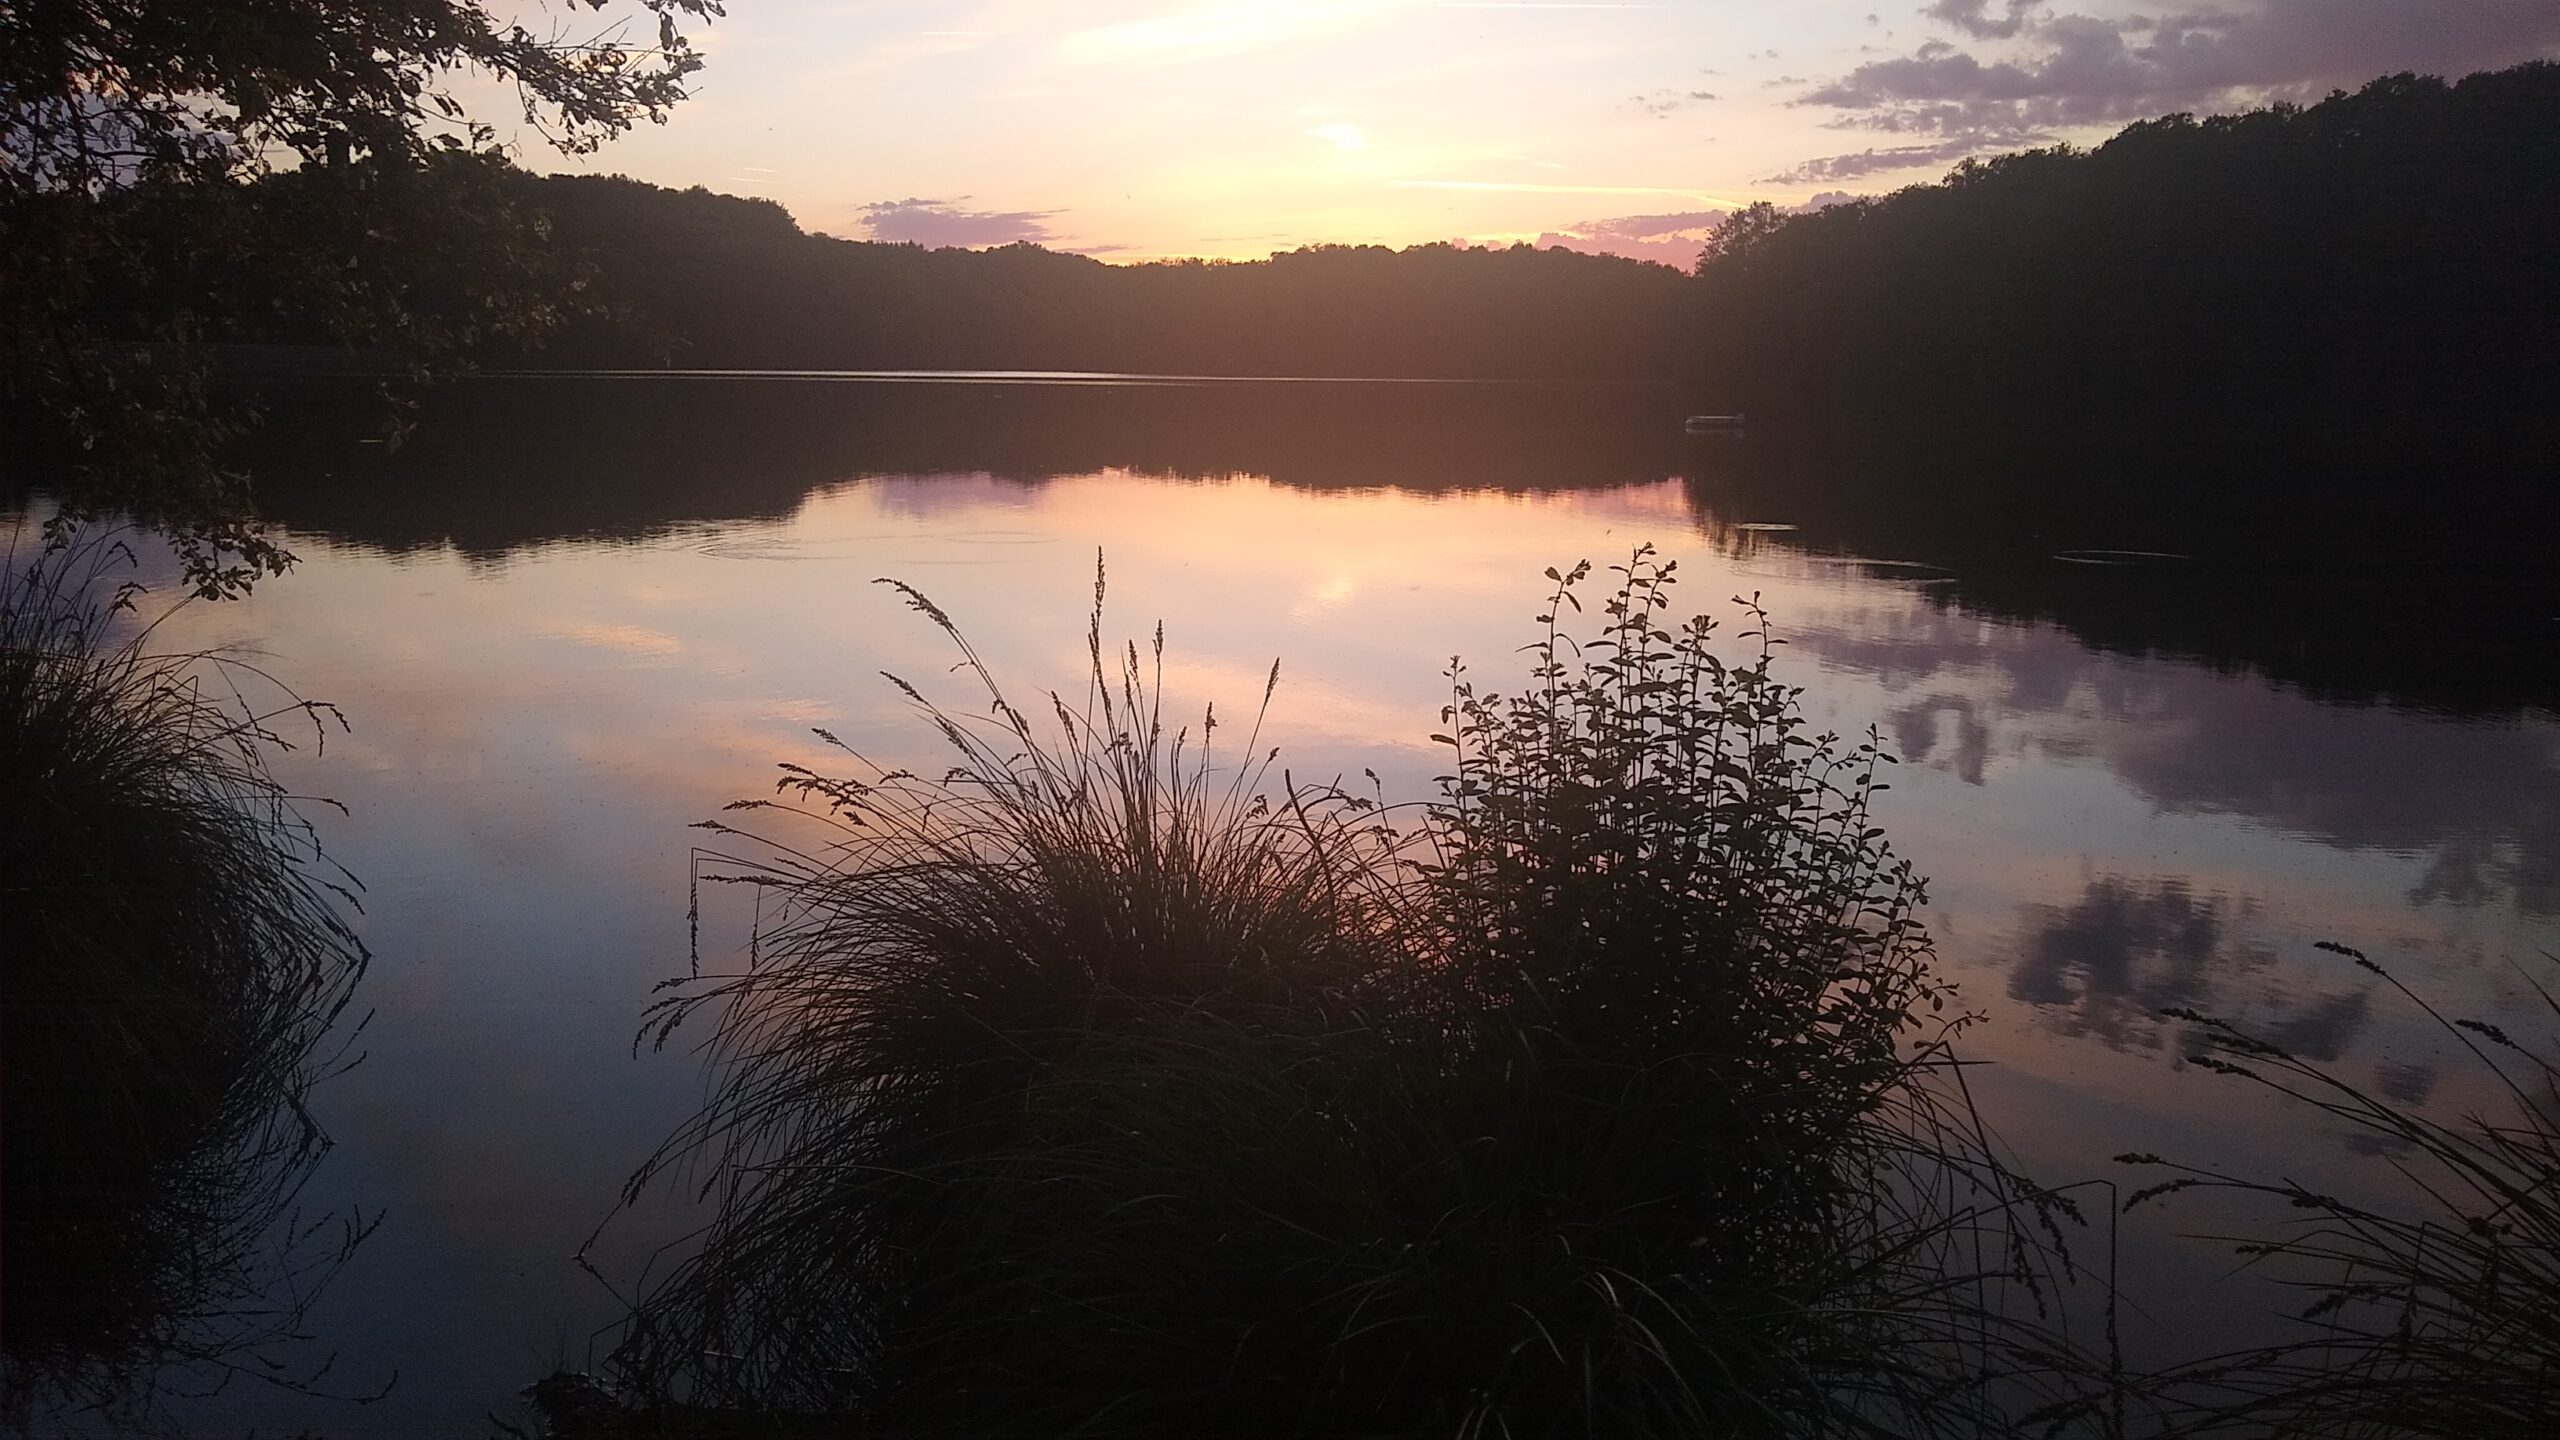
[612,557,2083,1437]
[1401,549,2072,1436]
[1692,64,2560,486]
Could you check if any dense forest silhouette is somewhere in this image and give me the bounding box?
[1692,65,2558,477]
[513,178,1694,382]
[481,63,2560,433]
[1670,63,2560,713]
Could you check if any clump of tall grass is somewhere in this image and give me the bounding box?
[0,530,371,1426]
[610,561,1419,1418]
[2121,942,2560,1437]
[612,553,2088,1436]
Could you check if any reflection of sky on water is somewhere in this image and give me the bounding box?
[121,471,2557,1435]
[1794,600,2560,918]
[2006,878,2278,1054]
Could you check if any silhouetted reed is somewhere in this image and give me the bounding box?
[0,531,371,1428]
[610,554,2091,1437]
[2122,943,2560,1438]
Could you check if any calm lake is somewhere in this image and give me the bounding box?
[28,376,2560,1435]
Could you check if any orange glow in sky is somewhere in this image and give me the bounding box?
[507,2,2560,259]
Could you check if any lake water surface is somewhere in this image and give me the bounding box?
[25,376,2557,1435]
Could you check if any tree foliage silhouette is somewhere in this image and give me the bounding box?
[0,0,722,593]
[1691,64,2560,457]
[511,173,1694,383]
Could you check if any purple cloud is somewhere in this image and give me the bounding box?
[1576,209,1734,241]
[1537,208,1732,266]
[2006,876,2279,1052]
[1926,0,2045,41]
[1539,195,1865,264]
[1779,0,2560,181]
[1791,599,2560,918]
[859,197,1061,248]
[1632,87,1720,118]
[1765,132,2052,184]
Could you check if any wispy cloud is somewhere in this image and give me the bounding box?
[1574,208,1731,237]
[1532,191,1852,264]
[1535,207,1729,266]
[1309,121,1370,150]
[1923,0,2042,41]
[1763,136,2029,184]
[859,196,1061,248]
[1781,0,2560,183]
[1632,87,1718,117]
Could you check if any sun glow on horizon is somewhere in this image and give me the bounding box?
[526,2,2560,262]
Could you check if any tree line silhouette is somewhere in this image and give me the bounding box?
[483,62,2560,436]
[1690,64,2559,482]
[33,62,2553,486]
[512,177,1694,382]
[1673,60,2560,710]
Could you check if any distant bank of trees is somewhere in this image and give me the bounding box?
[512,176,1695,383]
[31,59,2551,591]
[500,61,2556,450]
[1689,63,2560,474]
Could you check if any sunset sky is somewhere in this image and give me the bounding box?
[531,0,2560,263]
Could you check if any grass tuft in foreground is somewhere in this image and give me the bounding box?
[609,551,2092,1437]
[610,558,1417,1420]
[0,530,372,1427]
